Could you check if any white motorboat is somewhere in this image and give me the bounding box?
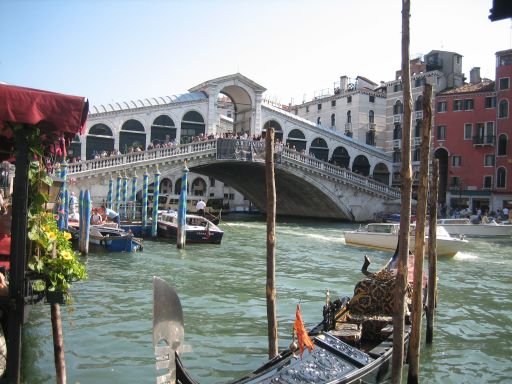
[157,210,224,244]
[344,222,468,257]
[437,218,512,237]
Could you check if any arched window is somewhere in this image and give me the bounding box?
[331,113,336,127]
[415,96,423,111]
[346,111,351,123]
[368,110,374,124]
[499,99,509,118]
[497,167,506,188]
[393,100,403,115]
[498,134,507,156]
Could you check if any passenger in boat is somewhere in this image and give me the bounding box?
[195,199,206,216]
[100,205,120,226]
[91,209,103,225]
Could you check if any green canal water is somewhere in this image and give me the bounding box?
[22,216,512,383]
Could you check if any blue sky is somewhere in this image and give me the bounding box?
[1,0,510,107]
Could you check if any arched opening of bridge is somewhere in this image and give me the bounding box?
[160,178,173,194]
[309,137,329,161]
[218,86,253,136]
[434,147,449,206]
[352,155,370,176]
[286,129,306,152]
[151,115,176,146]
[373,162,390,185]
[120,119,146,153]
[262,120,283,141]
[330,146,350,168]
[191,177,207,196]
[180,111,205,143]
[174,178,190,195]
[86,123,114,159]
[67,134,81,160]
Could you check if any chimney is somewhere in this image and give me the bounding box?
[340,76,348,92]
[470,67,481,84]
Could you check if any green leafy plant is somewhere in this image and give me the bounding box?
[22,128,87,298]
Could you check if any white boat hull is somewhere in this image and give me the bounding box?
[344,224,468,257]
[438,223,512,237]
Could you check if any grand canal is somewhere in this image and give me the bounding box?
[22,216,511,383]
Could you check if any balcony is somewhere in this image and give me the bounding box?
[413,137,422,146]
[393,114,402,123]
[473,135,495,146]
[367,123,376,131]
[393,139,402,148]
[415,111,423,119]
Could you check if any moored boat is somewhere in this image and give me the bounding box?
[437,218,512,237]
[152,251,418,384]
[344,222,468,257]
[157,211,223,244]
[89,224,143,252]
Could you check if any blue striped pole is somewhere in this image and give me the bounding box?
[131,171,137,221]
[78,189,84,248]
[115,174,122,214]
[151,167,161,237]
[107,176,113,209]
[82,189,91,255]
[57,162,68,230]
[177,163,189,249]
[142,170,149,230]
[64,189,69,230]
[122,172,128,221]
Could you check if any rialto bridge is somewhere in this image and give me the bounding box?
[63,73,400,221]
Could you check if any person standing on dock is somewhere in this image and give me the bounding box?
[196,199,206,216]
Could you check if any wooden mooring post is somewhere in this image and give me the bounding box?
[392,0,412,382]
[408,84,433,384]
[265,128,278,359]
[426,159,439,343]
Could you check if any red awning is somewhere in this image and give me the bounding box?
[0,83,89,145]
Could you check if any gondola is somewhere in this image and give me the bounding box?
[153,250,416,384]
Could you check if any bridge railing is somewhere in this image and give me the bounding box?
[59,140,217,175]
[280,147,400,198]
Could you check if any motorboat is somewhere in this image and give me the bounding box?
[344,222,468,257]
[157,210,223,244]
[89,224,143,252]
[437,218,512,237]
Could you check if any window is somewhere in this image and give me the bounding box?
[497,167,506,188]
[317,103,322,111]
[485,96,496,108]
[317,117,321,125]
[393,100,403,115]
[451,176,460,187]
[437,125,446,140]
[209,177,215,187]
[499,100,509,118]
[413,148,420,161]
[331,113,336,127]
[498,134,508,156]
[393,150,401,163]
[414,78,425,87]
[369,95,375,103]
[484,154,495,166]
[331,99,336,107]
[305,106,309,113]
[347,111,351,123]
[464,99,474,110]
[369,110,375,124]
[499,78,510,90]
[464,123,472,140]
[483,176,492,189]
[415,96,423,111]
[452,156,461,166]
[453,99,463,111]
[393,83,403,92]
[437,101,447,112]
[499,53,512,66]
[347,96,352,103]
[366,130,375,146]
[414,120,421,138]
[393,124,402,140]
